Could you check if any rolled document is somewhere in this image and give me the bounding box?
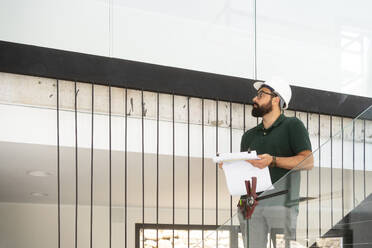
[213,151,273,195]
[222,160,274,195]
[212,151,260,164]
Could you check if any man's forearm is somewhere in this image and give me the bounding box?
[276,150,313,170]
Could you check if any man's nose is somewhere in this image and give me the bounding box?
[252,96,258,102]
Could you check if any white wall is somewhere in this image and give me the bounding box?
[0,202,233,248]
[1,0,371,97]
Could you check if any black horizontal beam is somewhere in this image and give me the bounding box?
[135,223,222,231]
[0,40,371,119]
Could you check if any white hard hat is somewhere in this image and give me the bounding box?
[253,78,292,110]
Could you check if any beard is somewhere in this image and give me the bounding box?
[251,101,273,117]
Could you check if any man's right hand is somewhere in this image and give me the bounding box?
[218,162,223,169]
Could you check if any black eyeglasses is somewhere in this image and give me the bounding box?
[256,90,277,99]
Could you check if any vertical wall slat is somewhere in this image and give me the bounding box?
[341,117,344,218]
[318,113,321,237]
[353,120,355,208]
[141,90,145,248]
[109,84,112,248]
[172,93,175,248]
[201,98,205,248]
[56,79,61,248]
[74,81,79,248]
[306,112,309,248]
[125,89,128,248]
[229,101,233,224]
[330,115,333,227]
[90,84,94,248]
[156,92,160,248]
[215,100,219,248]
[363,119,366,200]
[187,97,190,248]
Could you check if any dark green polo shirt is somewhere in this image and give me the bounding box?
[241,114,311,183]
[240,114,311,206]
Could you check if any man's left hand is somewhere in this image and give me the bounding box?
[246,154,273,169]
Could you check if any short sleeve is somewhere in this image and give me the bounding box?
[240,132,246,152]
[289,118,312,154]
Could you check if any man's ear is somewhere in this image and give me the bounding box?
[272,96,280,107]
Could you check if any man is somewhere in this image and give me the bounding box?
[238,79,313,247]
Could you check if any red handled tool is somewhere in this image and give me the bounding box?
[240,177,258,219]
[238,177,288,220]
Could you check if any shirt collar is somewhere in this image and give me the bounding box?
[259,114,286,131]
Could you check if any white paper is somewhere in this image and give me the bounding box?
[212,151,260,163]
[222,160,274,196]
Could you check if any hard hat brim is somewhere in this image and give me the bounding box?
[253,81,264,91]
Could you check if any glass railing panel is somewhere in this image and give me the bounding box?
[195,105,372,248]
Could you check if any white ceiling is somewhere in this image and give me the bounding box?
[0,141,235,209]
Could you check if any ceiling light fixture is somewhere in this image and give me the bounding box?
[27,171,52,177]
[30,192,48,197]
